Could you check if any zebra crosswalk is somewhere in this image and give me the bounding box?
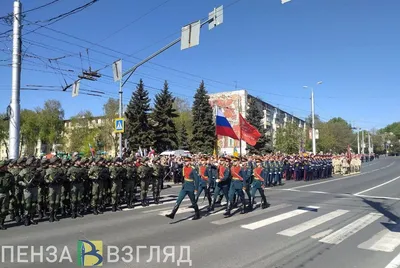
[143,199,400,266]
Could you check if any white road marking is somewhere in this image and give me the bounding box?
[278,209,349,237]
[385,252,400,268]
[311,229,333,239]
[354,194,400,201]
[241,206,319,230]
[289,162,394,190]
[211,203,292,225]
[122,200,178,212]
[358,224,400,252]
[354,176,400,195]
[319,212,382,245]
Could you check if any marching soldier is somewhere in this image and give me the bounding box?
[19,157,40,226]
[209,157,231,211]
[250,158,269,211]
[37,158,49,220]
[0,160,13,230]
[109,157,123,212]
[89,158,104,215]
[67,157,85,218]
[165,156,200,220]
[225,156,247,217]
[138,158,152,207]
[45,157,63,222]
[152,157,163,204]
[8,159,24,223]
[124,158,137,208]
[60,158,71,217]
[192,156,212,210]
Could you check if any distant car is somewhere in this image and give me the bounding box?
[160,150,191,157]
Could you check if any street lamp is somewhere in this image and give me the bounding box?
[303,81,322,155]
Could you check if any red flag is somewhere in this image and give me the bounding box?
[239,114,262,146]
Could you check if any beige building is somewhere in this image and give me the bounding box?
[208,90,306,155]
[0,116,117,160]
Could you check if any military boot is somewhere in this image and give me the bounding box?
[112,204,116,212]
[240,196,247,214]
[93,206,99,215]
[53,211,59,222]
[60,207,65,217]
[71,208,76,219]
[15,214,21,223]
[9,211,15,222]
[117,204,122,211]
[154,196,159,205]
[165,204,179,219]
[224,203,232,218]
[208,200,216,212]
[98,205,104,214]
[0,218,6,230]
[30,214,38,225]
[192,205,201,220]
[38,210,44,220]
[49,210,54,222]
[24,215,31,226]
[249,198,255,211]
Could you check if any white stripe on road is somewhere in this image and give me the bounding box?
[289,162,395,190]
[385,253,400,268]
[319,213,382,245]
[354,194,400,201]
[278,209,349,237]
[311,229,333,239]
[354,176,400,196]
[358,225,400,252]
[141,200,190,213]
[211,203,292,225]
[241,206,319,230]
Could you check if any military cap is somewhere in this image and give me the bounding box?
[79,157,88,164]
[153,156,160,162]
[114,157,123,163]
[0,160,9,167]
[183,156,192,161]
[41,158,50,165]
[49,157,60,165]
[26,156,35,166]
[17,157,27,165]
[231,156,240,161]
[95,157,104,163]
[241,157,248,162]
[71,156,81,163]
[255,158,262,163]
[61,158,70,165]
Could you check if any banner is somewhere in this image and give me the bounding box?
[239,114,261,146]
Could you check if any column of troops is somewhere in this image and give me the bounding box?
[0,153,364,229]
[0,155,166,230]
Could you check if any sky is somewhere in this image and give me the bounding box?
[0,0,399,130]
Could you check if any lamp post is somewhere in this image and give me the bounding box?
[303,81,322,155]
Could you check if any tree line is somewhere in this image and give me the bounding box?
[1,79,399,157]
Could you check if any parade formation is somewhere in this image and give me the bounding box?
[0,152,365,230]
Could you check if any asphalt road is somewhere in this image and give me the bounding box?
[2,156,400,268]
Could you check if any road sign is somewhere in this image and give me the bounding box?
[115,118,124,133]
[208,6,223,30]
[112,59,122,82]
[281,0,291,4]
[181,20,201,50]
[72,80,80,97]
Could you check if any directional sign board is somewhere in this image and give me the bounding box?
[72,80,80,97]
[281,0,291,4]
[115,118,125,133]
[208,6,223,30]
[112,59,122,82]
[181,20,201,50]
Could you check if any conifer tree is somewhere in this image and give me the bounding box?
[125,79,153,151]
[191,81,215,154]
[178,123,190,150]
[151,81,178,152]
[246,98,272,154]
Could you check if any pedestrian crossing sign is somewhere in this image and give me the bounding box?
[114,118,124,133]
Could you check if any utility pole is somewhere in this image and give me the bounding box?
[9,0,22,160]
[368,132,371,159]
[361,130,365,155]
[303,81,322,155]
[357,128,360,154]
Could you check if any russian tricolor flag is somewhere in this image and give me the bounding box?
[216,108,239,140]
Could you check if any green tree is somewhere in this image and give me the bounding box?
[173,97,193,140]
[275,122,304,154]
[67,111,100,157]
[190,81,215,154]
[380,122,400,139]
[151,81,179,152]
[0,114,8,158]
[245,98,272,154]
[20,109,41,156]
[37,100,65,151]
[178,124,190,150]
[101,98,119,156]
[125,79,153,151]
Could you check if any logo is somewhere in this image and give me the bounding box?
[77,240,103,266]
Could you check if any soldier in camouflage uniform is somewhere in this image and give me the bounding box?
[152,157,163,204]
[82,158,92,213]
[8,158,24,223]
[138,158,152,207]
[45,157,63,222]
[67,156,85,219]
[37,158,49,220]
[103,160,112,206]
[0,160,13,230]
[19,157,40,226]
[124,158,137,208]
[89,158,105,215]
[109,157,123,212]
[60,158,71,217]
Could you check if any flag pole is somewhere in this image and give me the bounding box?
[214,105,218,158]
